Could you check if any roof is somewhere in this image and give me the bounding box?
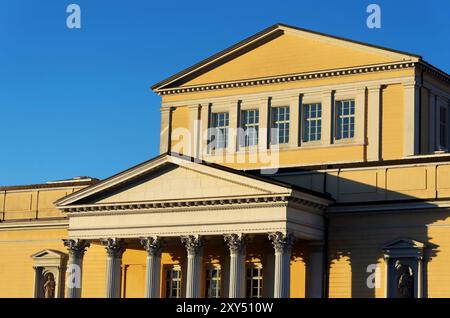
[151,22,426,91]
[55,152,333,207]
[0,179,99,192]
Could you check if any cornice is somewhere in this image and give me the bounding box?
[156,61,417,96]
[63,194,328,216]
[418,61,450,86]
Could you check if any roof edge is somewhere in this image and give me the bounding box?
[151,23,423,92]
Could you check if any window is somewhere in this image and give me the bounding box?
[335,100,355,140]
[303,103,322,142]
[246,264,263,298]
[271,106,290,145]
[205,267,221,298]
[439,105,448,150]
[240,109,259,147]
[209,112,229,150]
[165,266,182,298]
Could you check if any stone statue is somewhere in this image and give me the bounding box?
[396,263,414,298]
[43,273,56,298]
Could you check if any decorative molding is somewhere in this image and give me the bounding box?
[181,235,203,255]
[139,236,162,256]
[156,62,417,96]
[61,195,327,215]
[63,239,90,258]
[101,238,126,258]
[268,231,296,253]
[224,233,246,254]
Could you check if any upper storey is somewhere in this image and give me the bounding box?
[152,23,450,171]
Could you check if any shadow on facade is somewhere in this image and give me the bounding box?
[319,173,444,298]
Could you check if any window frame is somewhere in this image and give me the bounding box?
[165,265,182,298]
[205,265,222,298]
[209,111,230,151]
[240,109,260,149]
[334,99,356,142]
[302,102,322,144]
[270,106,290,146]
[246,263,263,298]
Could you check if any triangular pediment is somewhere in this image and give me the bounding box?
[55,154,301,207]
[383,238,425,250]
[153,23,420,90]
[31,249,66,260]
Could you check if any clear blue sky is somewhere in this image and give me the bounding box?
[0,0,449,186]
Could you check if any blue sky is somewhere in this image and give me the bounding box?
[0,0,449,185]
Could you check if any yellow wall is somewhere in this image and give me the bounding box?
[328,209,450,298]
[182,33,398,86]
[381,84,404,160]
[0,186,84,221]
[170,106,190,154]
[0,228,67,298]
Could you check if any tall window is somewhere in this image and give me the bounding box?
[303,103,322,142]
[205,267,221,298]
[240,109,259,147]
[210,112,229,150]
[335,100,355,140]
[439,105,448,150]
[271,106,290,145]
[165,266,182,298]
[246,264,263,298]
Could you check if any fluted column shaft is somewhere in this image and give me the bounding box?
[181,235,203,298]
[224,234,246,298]
[269,232,295,298]
[102,238,126,298]
[140,237,162,298]
[63,239,90,298]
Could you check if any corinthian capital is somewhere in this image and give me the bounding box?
[181,235,203,255]
[63,239,90,258]
[140,236,162,256]
[224,233,246,254]
[101,238,126,258]
[268,232,295,254]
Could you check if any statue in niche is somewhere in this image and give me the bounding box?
[395,262,414,298]
[43,272,56,298]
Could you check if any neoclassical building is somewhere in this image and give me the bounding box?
[1,23,450,298]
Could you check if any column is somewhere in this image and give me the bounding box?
[268,232,295,298]
[228,100,240,153]
[181,235,203,298]
[321,91,333,145]
[188,104,201,159]
[355,87,367,146]
[306,241,324,298]
[102,238,126,298]
[140,237,162,298]
[288,94,301,148]
[63,239,90,298]
[403,81,421,157]
[200,103,211,159]
[259,97,270,150]
[429,91,437,152]
[160,107,172,154]
[224,234,246,298]
[367,85,381,161]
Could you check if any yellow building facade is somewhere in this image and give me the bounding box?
[1,23,450,298]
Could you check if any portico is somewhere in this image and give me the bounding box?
[56,154,332,298]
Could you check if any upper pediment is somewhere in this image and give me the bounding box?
[152,23,420,91]
[55,154,327,209]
